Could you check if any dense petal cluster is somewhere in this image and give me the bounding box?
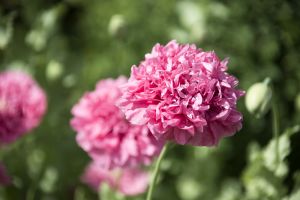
[82,161,148,196]
[119,40,245,146]
[71,77,162,169]
[0,70,47,144]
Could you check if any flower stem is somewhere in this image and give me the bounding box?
[146,142,170,200]
[98,185,102,200]
[26,183,37,200]
[272,95,280,167]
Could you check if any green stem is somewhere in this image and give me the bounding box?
[272,98,280,167]
[146,142,170,200]
[26,183,37,200]
[98,185,102,200]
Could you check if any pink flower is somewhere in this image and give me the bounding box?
[118,167,149,196]
[118,41,245,146]
[0,163,11,186]
[70,77,162,169]
[81,161,148,196]
[0,70,47,144]
[81,161,116,191]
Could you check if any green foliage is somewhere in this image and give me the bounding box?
[1,0,300,199]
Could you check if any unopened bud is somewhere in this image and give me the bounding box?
[108,14,126,38]
[245,78,272,118]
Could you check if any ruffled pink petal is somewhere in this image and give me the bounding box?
[119,40,244,146]
[71,77,162,169]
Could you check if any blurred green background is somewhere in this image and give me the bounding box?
[0,0,300,199]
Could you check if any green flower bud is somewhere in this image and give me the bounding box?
[108,14,126,38]
[245,78,272,118]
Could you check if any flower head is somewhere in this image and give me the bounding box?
[71,77,162,169]
[81,161,149,196]
[0,70,47,144]
[245,78,272,118]
[119,41,244,146]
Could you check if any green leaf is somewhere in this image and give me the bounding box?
[263,133,290,177]
[288,189,300,200]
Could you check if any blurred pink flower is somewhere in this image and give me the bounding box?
[118,40,245,146]
[118,167,148,196]
[81,161,116,191]
[0,163,11,186]
[0,70,47,144]
[81,161,148,196]
[71,77,162,169]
